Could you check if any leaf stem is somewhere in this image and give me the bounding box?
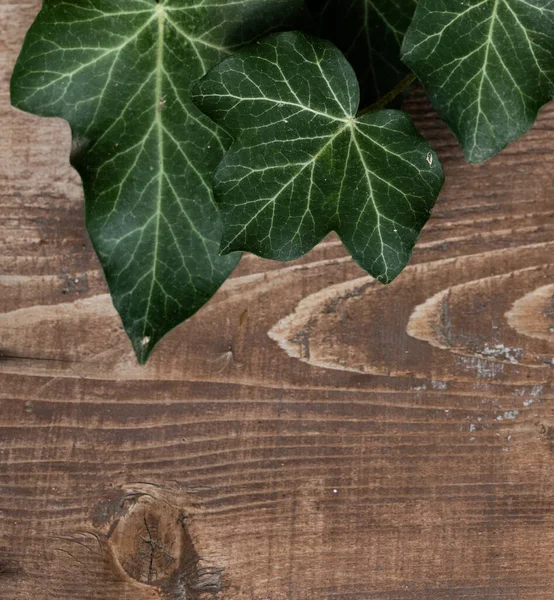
[357,74,417,117]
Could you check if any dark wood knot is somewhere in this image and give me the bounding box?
[102,488,223,598]
[109,494,183,586]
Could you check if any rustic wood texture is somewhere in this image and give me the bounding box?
[2,3,554,600]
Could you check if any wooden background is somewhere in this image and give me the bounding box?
[2,2,554,599]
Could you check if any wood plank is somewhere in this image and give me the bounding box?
[1,2,554,599]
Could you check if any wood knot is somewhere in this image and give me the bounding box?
[101,488,223,597]
[109,494,184,585]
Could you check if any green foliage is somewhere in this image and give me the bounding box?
[11,0,302,363]
[403,0,554,163]
[307,0,416,104]
[11,0,554,362]
[192,32,443,283]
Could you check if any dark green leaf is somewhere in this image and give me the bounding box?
[402,0,554,163]
[11,0,302,363]
[193,32,444,283]
[307,0,417,104]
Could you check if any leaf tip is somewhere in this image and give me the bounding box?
[131,334,156,366]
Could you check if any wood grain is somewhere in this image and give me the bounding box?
[2,2,554,599]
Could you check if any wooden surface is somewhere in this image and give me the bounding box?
[2,3,554,600]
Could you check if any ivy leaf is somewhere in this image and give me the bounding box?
[307,0,417,104]
[10,0,302,363]
[402,0,554,163]
[192,32,444,283]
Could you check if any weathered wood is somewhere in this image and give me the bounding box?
[2,2,554,599]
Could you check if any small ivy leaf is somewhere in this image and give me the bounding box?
[307,0,417,105]
[192,32,444,284]
[402,0,554,164]
[10,0,303,363]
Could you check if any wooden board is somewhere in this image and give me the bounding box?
[2,2,554,599]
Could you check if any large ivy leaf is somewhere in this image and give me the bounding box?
[192,32,444,283]
[308,0,417,105]
[402,0,554,163]
[11,0,302,363]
